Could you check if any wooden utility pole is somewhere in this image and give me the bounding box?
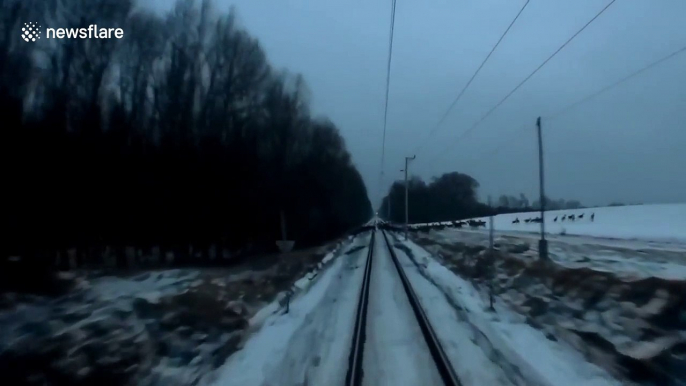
[488,196,495,311]
[536,117,549,260]
[404,155,416,240]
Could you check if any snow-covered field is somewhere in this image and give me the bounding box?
[430,230,686,280]
[467,203,686,243]
[413,203,686,280]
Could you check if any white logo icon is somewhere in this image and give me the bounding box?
[22,22,41,42]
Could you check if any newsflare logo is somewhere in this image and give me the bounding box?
[22,22,41,42]
[21,22,124,43]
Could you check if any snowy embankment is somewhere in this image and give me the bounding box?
[204,233,370,386]
[407,231,686,385]
[0,239,349,386]
[0,270,209,385]
[392,235,620,386]
[467,204,686,243]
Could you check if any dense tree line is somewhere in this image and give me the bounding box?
[499,195,583,211]
[379,172,492,223]
[531,197,583,211]
[1,0,372,284]
[380,172,584,223]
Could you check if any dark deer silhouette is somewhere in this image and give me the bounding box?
[553,216,558,222]
[591,213,595,222]
[561,215,567,222]
[578,213,585,219]
[512,218,520,224]
[568,214,576,221]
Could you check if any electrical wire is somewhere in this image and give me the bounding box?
[461,44,686,168]
[423,0,617,167]
[379,0,398,182]
[413,0,531,156]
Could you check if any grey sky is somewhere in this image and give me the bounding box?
[150,0,686,208]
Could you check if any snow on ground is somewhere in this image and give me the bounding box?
[430,229,686,280]
[1,238,351,386]
[425,204,686,243]
[409,231,686,384]
[389,238,517,385]
[204,234,369,386]
[210,230,515,386]
[0,269,215,386]
[362,233,443,386]
[85,269,200,303]
[394,235,622,386]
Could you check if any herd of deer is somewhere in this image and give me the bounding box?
[356,212,597,238]
[409,220,488,232]
[351,219,488,236]
[512,212,595,224]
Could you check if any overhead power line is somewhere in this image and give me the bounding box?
[423,0,617,167]
[462,44,686,168]
[549,45,686,120]
[379,0,398,188]
[413,0,531,156]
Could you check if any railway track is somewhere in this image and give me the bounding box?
[344,226,462,386]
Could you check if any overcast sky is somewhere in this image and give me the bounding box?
[150,0,686,208]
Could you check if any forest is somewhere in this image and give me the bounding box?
[1,0,372,290]
[379,172,491,224]
[379,172,583,224]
